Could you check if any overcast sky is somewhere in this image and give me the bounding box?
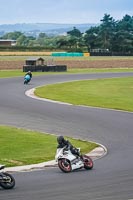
[0,0,132,24]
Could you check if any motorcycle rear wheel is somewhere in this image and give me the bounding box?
[58,159,72,173]
[83,155,93,170]
[0,172,15,189]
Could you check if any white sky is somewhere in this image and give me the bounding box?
[0,0,132,24]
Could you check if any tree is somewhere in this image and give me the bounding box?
[2,31,23,40]
[118,14,133,31]
[112,30,133,52]
[84,26,100,51]
[17,35,28,46]
[38,32,47,38]
[67,27,82,37]
[99,14,116,50]
[112,14,133,52]
[56,36,68,49]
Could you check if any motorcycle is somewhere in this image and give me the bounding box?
[0,165,15,189]
[24,74,31,84]
[55,147,93,173]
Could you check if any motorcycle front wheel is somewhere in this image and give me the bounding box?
[83,155,93,170]
[0,172,15,189]
[24,79,27,84]
[58,159,72,173]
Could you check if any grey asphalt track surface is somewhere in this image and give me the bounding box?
[0,72,133,200]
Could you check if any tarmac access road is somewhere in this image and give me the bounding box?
[0,72,133,200]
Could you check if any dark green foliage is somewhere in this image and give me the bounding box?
[0,14,133,53]
[84,14,133,53]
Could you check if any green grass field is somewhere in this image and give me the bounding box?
[35,77,133,112]
[0,126,98,167]
[0,55,133,61]
[0,68,133,78]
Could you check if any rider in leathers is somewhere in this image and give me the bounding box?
[57,136,80,157]
[25,71,32,79]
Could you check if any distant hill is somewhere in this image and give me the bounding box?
[0,23,97,36]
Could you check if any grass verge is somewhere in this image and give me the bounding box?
[0,126,98,167]
[0,55,133,61]
[35,77,133,112]
[0,68,133,78]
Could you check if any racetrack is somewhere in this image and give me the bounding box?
[0,72,133,200]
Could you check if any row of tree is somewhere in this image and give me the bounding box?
[1,14,133,53]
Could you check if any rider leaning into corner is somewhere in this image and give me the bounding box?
[25,71,32,79]
[57,136,80,158]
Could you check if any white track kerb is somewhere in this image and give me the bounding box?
[4,88,107,172]
[5,146,107,172]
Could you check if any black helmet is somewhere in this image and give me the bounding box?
[57,136,65,144]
